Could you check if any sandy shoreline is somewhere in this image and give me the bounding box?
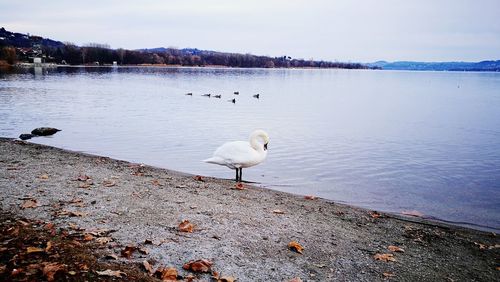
[1,138,498,281]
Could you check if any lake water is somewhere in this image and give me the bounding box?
[1,66,499,231]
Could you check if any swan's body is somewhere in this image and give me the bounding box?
[204,130,269,181]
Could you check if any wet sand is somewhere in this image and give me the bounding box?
[0,138,498,281]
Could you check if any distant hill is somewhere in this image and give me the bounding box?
[0,27,64,48]
[366,60,500,72]
[0,27,368,69]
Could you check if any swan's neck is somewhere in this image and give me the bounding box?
[250,133,265,152]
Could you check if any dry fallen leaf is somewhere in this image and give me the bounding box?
[374,253,396,262]
[78,263,89,271]
[194,175,204,181]
[45,241,53,252]
[272,209,285,214]
[68,223,80,230]
[155,266,178,281]
[102,180,116,187]
[76,174,91,181]
[69,211,87,217]
[26,246,45,253]
[96,237,113,245]
[233,182,245,190]
[151,179,163,186]
[179,220,194,233]
[217,276,236,282]
[369,211,382,218]
[388,245,405,253]
[383,272,395,277]
[474,242,487,250]
[143,260,154,275]
[138,247,149,255]
[121,245,137,259]
[288,241,304,254]
[43,262,65,281]
[401,210,424,217]
[304,195,317,200]
[21,199,39,209]
[83,234,94,241]
[78,182,92,189]
[39,174,49,180]
[96,269,127,278]
[183,259,213,273]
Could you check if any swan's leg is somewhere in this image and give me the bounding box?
[239,168,243,182]
[235,168,239,181]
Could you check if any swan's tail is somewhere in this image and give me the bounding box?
[203,157,220,164]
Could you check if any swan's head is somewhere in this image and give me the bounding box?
[250,129,269,151]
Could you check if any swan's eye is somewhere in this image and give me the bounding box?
[264,143,268,150]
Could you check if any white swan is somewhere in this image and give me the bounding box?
[203,130,269,182]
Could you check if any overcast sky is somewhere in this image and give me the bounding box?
[2,0,499,62]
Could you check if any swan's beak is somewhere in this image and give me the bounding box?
[264,143,268,150]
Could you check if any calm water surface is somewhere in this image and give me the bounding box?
[1,67,499,231]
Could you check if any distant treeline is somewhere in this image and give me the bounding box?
[0,27,369,69]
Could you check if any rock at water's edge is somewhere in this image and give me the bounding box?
[19,134,37,140]
[31,127,61,136]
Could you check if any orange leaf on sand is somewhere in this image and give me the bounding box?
[43,262,65,281]
[288,241,304,254]
[374,253,396,262]
[232,183,245,190]
[121,245,137,259]
[217,276,236,282]
[178,220,194,233]
[83,234,94,241]
[156,267,178,281]
[96,269,127,278]
[388,245,405,253]
[39,174,49,180]
[183,259,213,273]
[272,209,285,214]
[401,210,424,217]
[304,195,317,200]
[27,246,45,253]
[369,211,382,218]
[21,199,38,209]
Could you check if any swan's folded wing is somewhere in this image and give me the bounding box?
[213,141,257,165]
